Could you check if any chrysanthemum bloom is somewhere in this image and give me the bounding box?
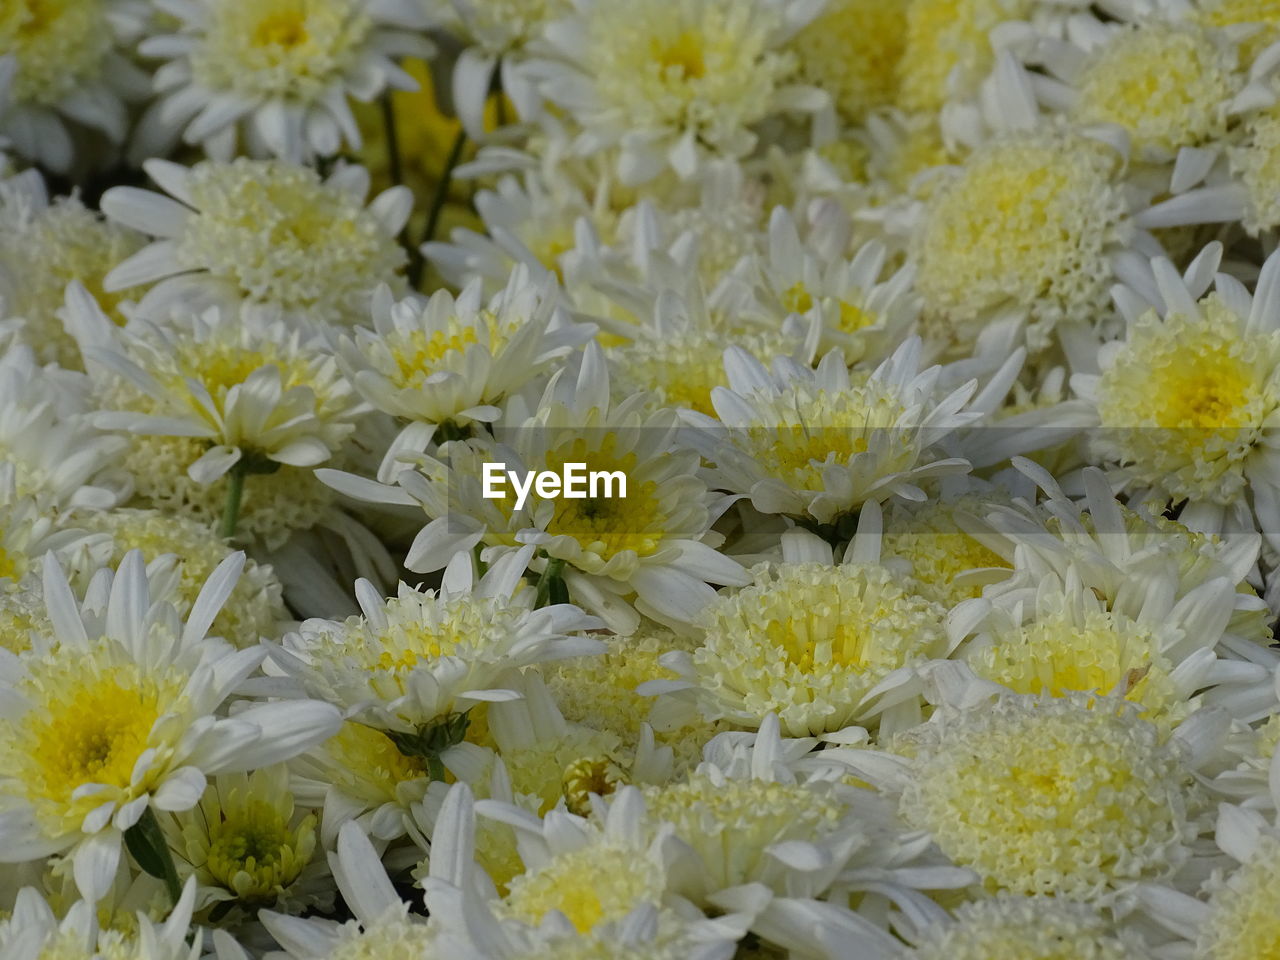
[1054,19,1238,164]
[0,344,131,511]
[912,127,1136,353]
[429,0,573,136]
[788,0,908,124]
[163,765,327,920]
[667,547,946,737]
[898,693,1204,900]
[0,0,149,172]
[0,551,341,901]
[689,340,994,525]
[1138,806,1280,960]
[133,0,432,162]
[528,0,828,182]
[67,283,367,486]
[82,507,285,645]
[1072,243,1280,547]
[336,266,594,482]
[0,877,204,960]
[906,895,1152,960]
[101,158,410,327]
[345,345,749,634]
[271,546,603,767]
[0,169,145,368]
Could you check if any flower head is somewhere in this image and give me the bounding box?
[102,158,410,327]
[135,0,431,162]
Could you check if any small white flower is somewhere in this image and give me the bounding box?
[0,551,342,902]
[101,157,411,327]
[134,0,433,162]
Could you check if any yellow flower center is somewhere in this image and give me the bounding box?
[502,842,664,934]
[388,325,487,389]
[0,0,111,105]
[191,0,372,102]
[0,652,186,835]
[542,435,672,560]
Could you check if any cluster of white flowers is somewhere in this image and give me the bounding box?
[5,0,1280,956]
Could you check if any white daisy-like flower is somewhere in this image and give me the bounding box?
[66,283,366,486]
[0,168,146,368]
[688,339,1003,525]
[336,266,594,482]
[101,158,411,327]
[0,343,131,512]
[0,877,204,960]
[893,692,1209,901]
[270,545,603,764]
[340,344,750,634]
[0,551,342,902]
[0,0,150,173]
[658,515,946,737]
[133,0,432,163]
[527,0,828,183]
[740,205,919,365]
[430,0,574,138]
[905,894,1153,960]
[1070,242,1280,548]
[1137,805,1280,960]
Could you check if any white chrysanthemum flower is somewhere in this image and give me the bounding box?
[742,206,919,365]
[0,168,145,367]
[134,0,432,163]
[67,284,366,485]
[911,127,1136,352]
[0,877,204,960]
[1072,242,1280,547]
[162,764,328,921]
[528,0,828,182]
[351,344,749,634]
[0,0,149,173]
[879,494,1014,609]
[423,167,613,292]
[663,516,946,738]
[429,0,572,137]
[1036,18,1239,163]
[290,720,433,845]
[956,574,1253,728]
[337,266,593,482]
[0,466,105,593]
[895,0,1032,114]
[81,507,285,647]
[271,546,603,762]
[690,340,994,524]
[101,158,410,326]
[1137,806,1280,960]
[974,461,1275,657]
[897,693,1205,901]
[0,344,131,512]
[0,551,342,901]
[906,895,1153,960]
[419,785,742,959]
[787,0,907,123]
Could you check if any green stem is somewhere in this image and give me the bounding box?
[427,754,446,782]
[380,93,404,191]
[414,126,469,286]
[534,557,566,609]
[220,464,247,541]
[125,806,183,906]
